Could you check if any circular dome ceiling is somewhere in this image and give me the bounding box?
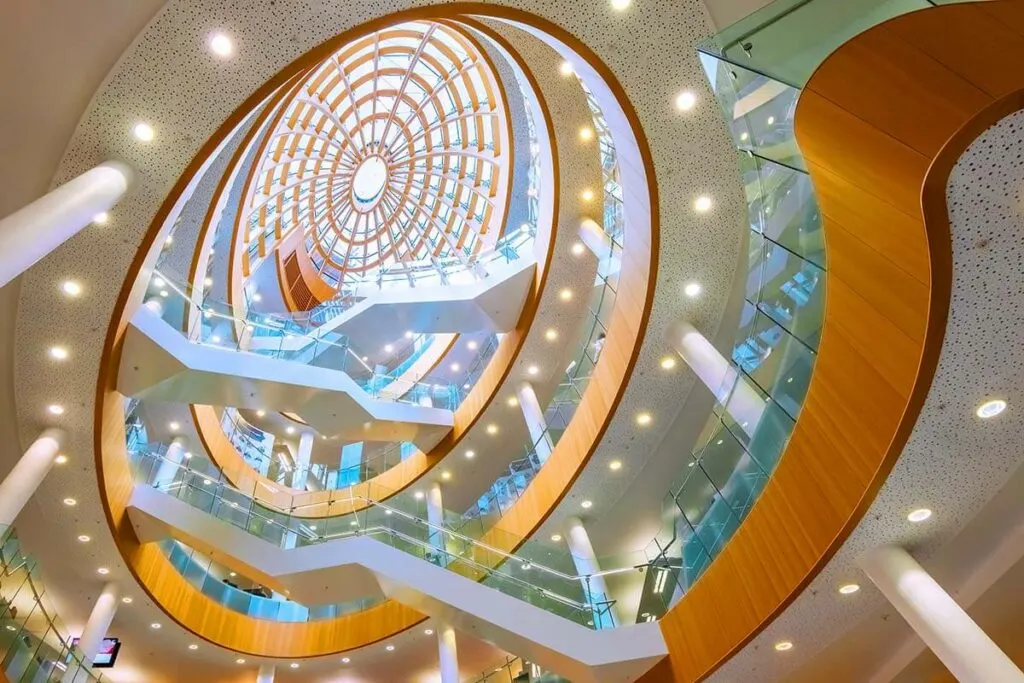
[240,20,512,293]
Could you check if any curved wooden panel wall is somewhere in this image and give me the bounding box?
[647,2,1024,681]
[96,5,656,658]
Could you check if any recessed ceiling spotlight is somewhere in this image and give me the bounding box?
[133,122,155,142]
[159,290,169,298]
[450,363,461,372]
[559,289,573,302]
[441,471,451,481]
[48,404,65,416]
[581,500,593,509]
[486,424,499,435]
[290,663,300,669]
[740,131,750,141]
[609,460,622,471]
[550,533,562,542]
[151,623,162,630]
[675,91,697,111]
[611,0,632,9]
[55,454,68,465]
[976,399,1007,419]
[684,282,702,298]
[97,567,109,575]
[467,340,478,350]
[384,344,394,353]
[188,644,199,651]
[341,657,351,664]
[63,498,76,507]
[286,426,295,435]
[209,32,233,57]
[236,658,246,664]
[694,196,713,213]
[49,346,69,361]
[527,365,539,376]
[465,450,475,459]
[907,508,932,523]
[571,242,586,256]
[636,412,652,426]
[385,644,395,652]
[774,641,793,652]
[122,597,134,605]
[77,535,91,543]
[93,212,110,225]
[581,189,595,202]
[545,328,558,341]
[61,280,82,297]
[660,357,677,370]
[507,396,519,408]
[414,491,424,500]
[559,61,574,77]
[767,116,776,126]
[579,127,594,142]
[424,628,434,636]
[204,277,213,287]
[838,583,860,595]
[168,421,180,432]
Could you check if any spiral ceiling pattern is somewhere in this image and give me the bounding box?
[241,20,511,292]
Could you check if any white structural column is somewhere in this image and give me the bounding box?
[0,161,131,288]
[437,624,459,683]
[291,431,315,490]
[63,582,120,682]
[256,665,275,682]
[671,322,764,438]
[564,517,614,629]
[153,437,187,490]
[0,429,65,525]
[516,382,554,464]
[427,481,446,564]
[860,546,1024,683]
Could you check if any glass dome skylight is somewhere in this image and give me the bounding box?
[241,20,511,293]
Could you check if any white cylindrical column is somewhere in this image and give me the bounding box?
[256,664,275,682]
[291,431,315,491]
[64,582,119,682]
[860,546,1024,683]
[0,162,132,288]
[152,437,187,490]
[437,624,459,683]
[516,382,554,464]
[427,481,446,564]
[671,322,765,438]
[0,429,65,525]
[564,517,614,629]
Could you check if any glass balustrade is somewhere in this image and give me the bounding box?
[0,527,105,683]
[160,539,379,622]
[128,444,624,629]
[621,0,955,624]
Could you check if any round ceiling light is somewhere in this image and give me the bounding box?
[838,583,860,595]
[907,508,932,523]
[133,122,155,142]
[675,91,697,111]
[683,282,702,298]
[209,32,233,57]
[694,196,713,213]
[61,280,82,297]
[976,399,1007,419]
[774,641,793,652]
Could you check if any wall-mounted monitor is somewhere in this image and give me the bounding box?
[70,637,122,668]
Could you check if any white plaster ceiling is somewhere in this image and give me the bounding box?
[707,106,1024,683]
[0,0,750,680]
